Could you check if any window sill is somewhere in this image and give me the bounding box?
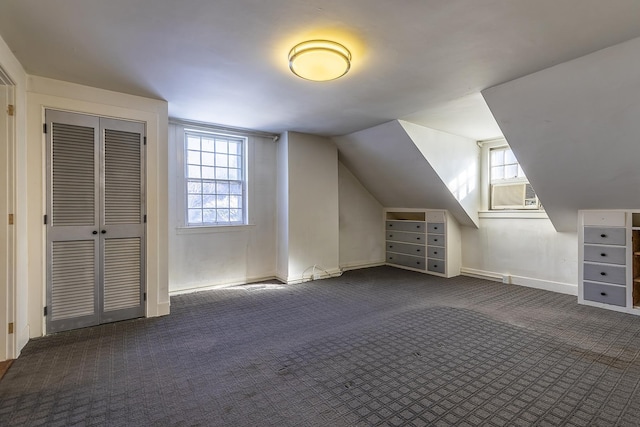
[176,224,255,234]
[478,210,548,219]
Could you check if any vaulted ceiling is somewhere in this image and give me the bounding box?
[2,1,640,139]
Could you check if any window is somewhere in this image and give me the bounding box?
[489,146,540,210]
[185,130,246,226]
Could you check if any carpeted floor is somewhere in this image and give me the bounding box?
[1,266,640,426]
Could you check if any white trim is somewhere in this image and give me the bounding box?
[169,274,281,295]
[478,211,548,219]
[279,268,343,285]
[461,267,577,295]
[175,224,255,234]
[340,261,385,272]
[169,117,278,140]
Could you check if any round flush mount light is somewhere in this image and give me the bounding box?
[288,40,351,82]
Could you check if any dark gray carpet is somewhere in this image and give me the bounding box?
[1,266,640,426]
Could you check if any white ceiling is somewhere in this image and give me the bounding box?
[2,0,640,139]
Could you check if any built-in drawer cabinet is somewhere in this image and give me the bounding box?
[579,210,640,315]
[385,209,460,278]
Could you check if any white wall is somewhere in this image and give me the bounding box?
[338,161,385,270]
[483,36,640,232]
[25,76,169,338]
[168,123,278,292]
[276,132,289,280]
[277,132,340,283]
[461,216,578,294]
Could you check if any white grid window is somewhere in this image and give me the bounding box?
[490,147,526,182]
[185,130,245,226]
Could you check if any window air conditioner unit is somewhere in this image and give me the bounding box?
[491,182,539,210]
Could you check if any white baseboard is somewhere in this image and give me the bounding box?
[155,302,171,316]
[340,261,385,272]
[280,267,344,285]
[169,274,281,296]
[461,267,577,296]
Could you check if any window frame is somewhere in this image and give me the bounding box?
[479,139,545,216]
[183,128,248,227]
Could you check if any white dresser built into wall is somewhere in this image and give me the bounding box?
[578,210,640,315]
[384,209,461,278]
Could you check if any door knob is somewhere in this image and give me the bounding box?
[101,230,106,234]
[92,230,98,235]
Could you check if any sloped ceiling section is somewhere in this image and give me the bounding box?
[483,36,640,232]
[333,120,480,228]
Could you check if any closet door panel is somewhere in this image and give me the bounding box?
[46,111,100,333]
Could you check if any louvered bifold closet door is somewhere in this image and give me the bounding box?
[46,111,100,333]
[99,118,145,323]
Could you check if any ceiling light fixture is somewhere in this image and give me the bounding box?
[288,40,351,82]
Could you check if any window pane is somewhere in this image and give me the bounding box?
[188,209,202,224]
[491,166,504,181]
[202,138,215,152]
[229,141,241,155]
[217,195,229,208]
[217,209,229,222]
[187,136,200,151]
[230,182,242,195]
[187,150,201,165]
[216,182,230,195]
[202,182,215,194]
[188,195,202,208]
[518,165,526,178]
[216,139,228,153]
[504,164,518,179]
[202,166,215,179]
[215,168,228,180]
[187,181,202,194]
[187,165,201,178]
[203,195,216,208]
[229,195,241,208]
[228,155,239,168]
[504,149,517,165]
[230,209,242,223]
[229,168,239,180]
[202,152,215,167]
[215,153,228,167]
[203,209,216,223]
[491,149,504,166]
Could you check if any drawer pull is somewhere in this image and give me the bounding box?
[434,251,438,255]
[389,245,393,249]
[416,249,421,252]
[600,253,607,257]
[434,238,438,242]
[601,234,607,238]
[389,234,393,238]
[416,261,421,265]
[416,225,421,229]
[434,226,438,230]
[389,256,393,260]
[600,272,607,276]
[433,264,438,268]
[417,237,421,240]
[601,292,607,296]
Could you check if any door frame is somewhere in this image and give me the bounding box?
[0,68,16,360]
[45,109,147,334]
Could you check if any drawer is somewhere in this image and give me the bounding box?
[386,241,425,257]
[386,231,425,244]
[583,281,626,307]
[583,245,626,265]
[583,211,626,227]
[427,234,445,247]
[583,263,626,285]
[427,246,445,260]
[427,211,445,222]
[386,252,426,270]
[386,220,426,233]
[584,227,626,246]
[427,259,445,274]
[427,222,445,233]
